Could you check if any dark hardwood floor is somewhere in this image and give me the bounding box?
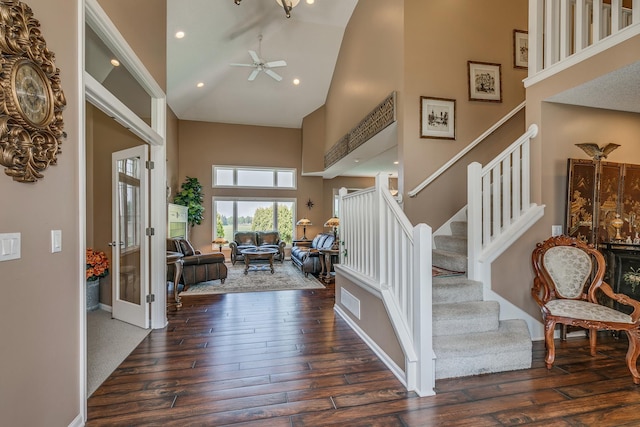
[87,279,640,426]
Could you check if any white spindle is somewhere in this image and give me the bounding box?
[513,147,522,220]
[593,0,603,42]
[575,0,587,51]
[612,0,623,33]
[502,156,512,230]
[560,0,572,59]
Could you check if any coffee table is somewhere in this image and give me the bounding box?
[240,247,279,274]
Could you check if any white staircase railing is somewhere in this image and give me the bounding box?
[339,175,434,397]
[528,0,640,85]
[467,124,544,281]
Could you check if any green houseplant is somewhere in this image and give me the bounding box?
[174,176,205,228]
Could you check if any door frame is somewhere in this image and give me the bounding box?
[81,0,168,418]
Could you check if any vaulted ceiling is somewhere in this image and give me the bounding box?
[166,0,359,129]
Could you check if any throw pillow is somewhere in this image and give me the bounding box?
[179,239,195,256]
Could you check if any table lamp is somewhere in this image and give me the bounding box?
[323,217,340,249]
[296,218,312,240]
[212,237,228,252]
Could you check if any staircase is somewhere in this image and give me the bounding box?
[432,220,531,379]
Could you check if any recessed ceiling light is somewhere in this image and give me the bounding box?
[293,78,300,85]
[393,161,399,165]
[110,58,120,67]
[196,82,204,88]
[175,31,185,39]
[306,0,314,4]
[354,159,360,163]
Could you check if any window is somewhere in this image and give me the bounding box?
[213,197,295,244]
[117,158,140,251]
[213,166,296,189]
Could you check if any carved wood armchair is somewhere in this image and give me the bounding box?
[531,235,640,384]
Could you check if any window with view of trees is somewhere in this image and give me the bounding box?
[213,198,295,244]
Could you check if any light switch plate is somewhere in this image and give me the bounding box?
[51,229,62,253]
[0,232,21,261]
[551,225,563,237]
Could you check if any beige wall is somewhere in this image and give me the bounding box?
[0,0,80,424]
[177,121,328,252]
[301,105,326,174]
[402,0,528,226]
[335,279,405,369]
[325,0,404,152]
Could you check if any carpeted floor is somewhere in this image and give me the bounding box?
[86,309,150,397]
[180,260,325,295]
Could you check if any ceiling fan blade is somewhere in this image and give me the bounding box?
[248,50,260,64]
[264,69,282,81]
[229,63,255,67]
[265,60,286,68]
[248,69,260,81]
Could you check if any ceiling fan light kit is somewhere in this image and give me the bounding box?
[234,0,300,18]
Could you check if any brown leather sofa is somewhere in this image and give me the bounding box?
[167,238,227,289]
[229,231,286,265]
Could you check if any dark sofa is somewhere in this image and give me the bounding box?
[167,238,227,289]
[290,233,336,276]
[229,231,286,265]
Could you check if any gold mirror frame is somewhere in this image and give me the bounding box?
[0,0,66,183]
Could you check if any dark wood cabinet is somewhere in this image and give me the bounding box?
[601,242,640,313]
[566,159,640,246]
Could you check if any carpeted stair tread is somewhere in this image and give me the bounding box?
[433,319,532,379]
[433,277,483,304]
[433,301,499,336]
[433,249,467,273]
[434,235,467,254]
[450,221,467,237]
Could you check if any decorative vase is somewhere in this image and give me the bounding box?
[86,277,100,311]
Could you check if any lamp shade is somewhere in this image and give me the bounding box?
[212,237,228,244]
[296,218,312,226]
[323,217,340,228]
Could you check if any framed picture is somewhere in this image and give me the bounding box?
[513,29,528,69]
[468,61,502,102]
[420,96,456,140]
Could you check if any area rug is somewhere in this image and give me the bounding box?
[432,266,465,278]
[180,261,325,295]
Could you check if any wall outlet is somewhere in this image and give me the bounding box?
[551,225,563,237]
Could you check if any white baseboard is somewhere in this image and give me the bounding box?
[333,304,407,388]
[99,303,112,312]
[68,413,84,427]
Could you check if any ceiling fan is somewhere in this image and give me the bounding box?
[230,35,287,81]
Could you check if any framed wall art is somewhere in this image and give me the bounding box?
[468,61,502,102]
[420,96,455,140]
[513,29,528,69]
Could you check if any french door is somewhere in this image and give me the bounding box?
[111,145,149,328]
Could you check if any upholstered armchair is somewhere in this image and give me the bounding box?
[531,235,640,384]
[167,238,227,289]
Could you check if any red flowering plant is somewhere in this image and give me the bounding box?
[86,249,110,281]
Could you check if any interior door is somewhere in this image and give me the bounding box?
[111,145,149,328]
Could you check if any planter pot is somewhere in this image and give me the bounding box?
[86,277,100,311]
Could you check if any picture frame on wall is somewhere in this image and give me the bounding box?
[468,61,502,102]
[513,29,528,69]
[420,96,456,140]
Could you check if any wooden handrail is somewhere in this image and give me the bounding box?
[408,101,525,198]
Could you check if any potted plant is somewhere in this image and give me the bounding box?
[174,176,205,228]
[86,249,109,311]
